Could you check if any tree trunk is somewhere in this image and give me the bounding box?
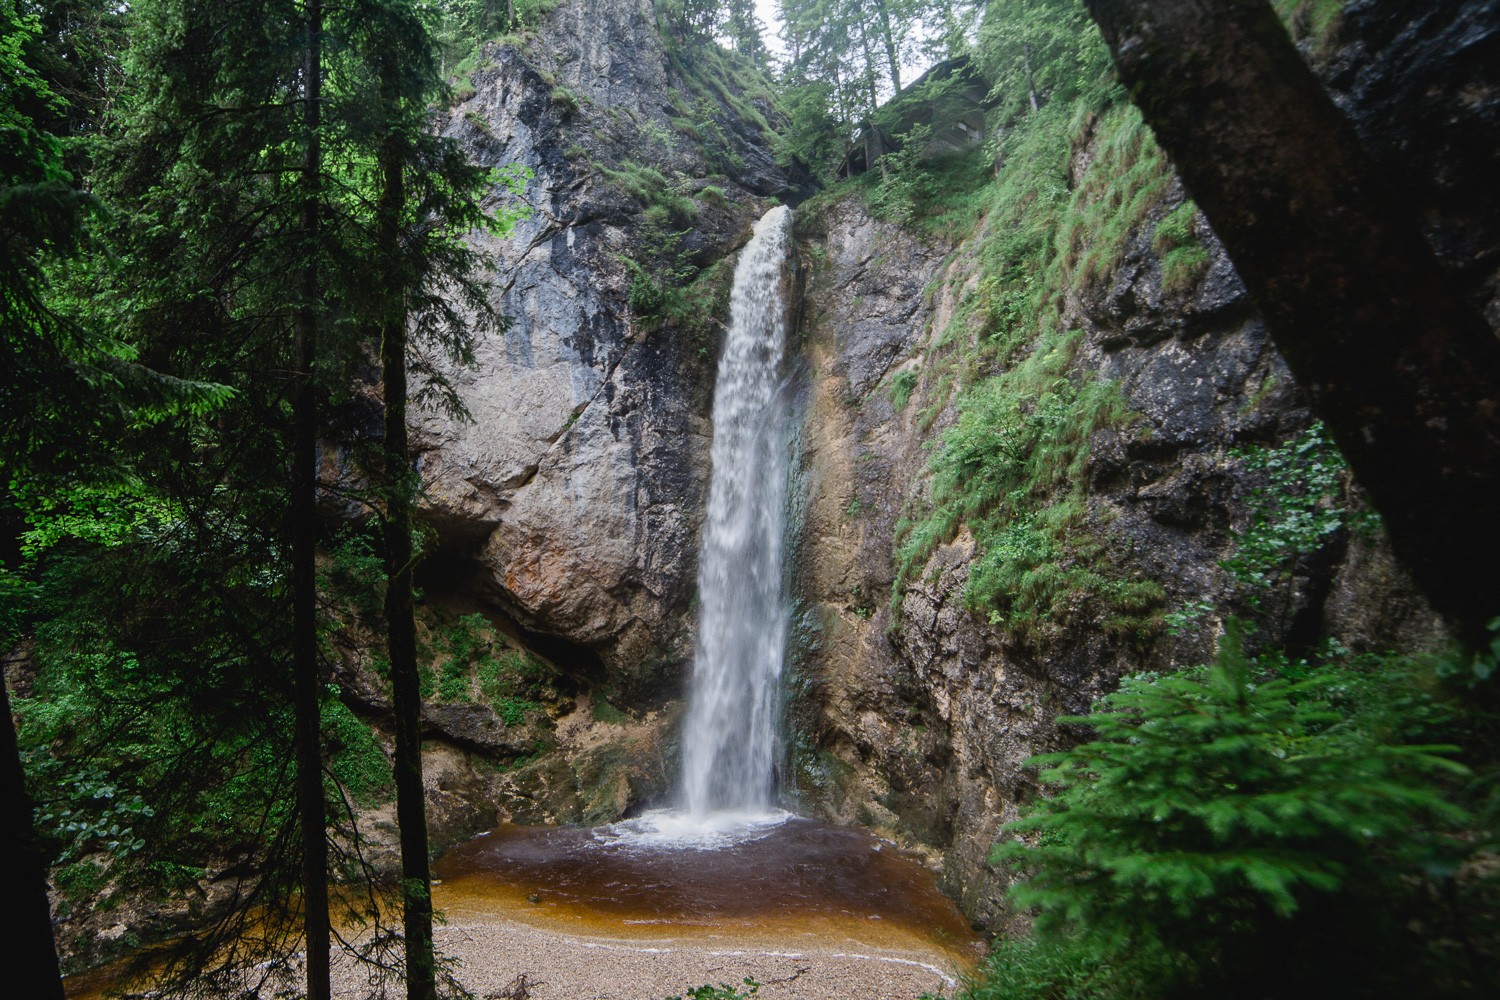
[1083,0,1500,646]
[376,46,437,1000]
[1,674,66,1000]
[293,2,331,998]
[875,1,901,93]
[857,20,881,115]
[1023,43,1040,113]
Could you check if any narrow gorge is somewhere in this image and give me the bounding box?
[10,1,1499,998]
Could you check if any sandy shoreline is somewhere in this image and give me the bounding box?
[66,914,976,999]
[407,917,971,1000]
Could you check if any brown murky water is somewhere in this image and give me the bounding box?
[65,814,983,997]
[432,812,984,963]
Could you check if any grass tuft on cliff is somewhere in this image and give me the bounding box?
[879,88,1177,641]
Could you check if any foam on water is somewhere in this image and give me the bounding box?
[592,808,794,852]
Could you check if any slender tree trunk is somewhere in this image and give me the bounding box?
[1,673,66,1000]
[1083,0,1500,646]
[376,54,437,1000]
[875,1,901,93]
[857,21,880,115]
[1023,43,1040,113]
[293,3,331,998]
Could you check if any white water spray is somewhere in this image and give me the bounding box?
[680,205,794,820]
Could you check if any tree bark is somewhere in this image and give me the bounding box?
[376,46,437,1000]
[1,673,66,1000]
[875,0,902,93]
[1083,0,1500,646]
[1023,43,1040,113]
[293,2,331,998]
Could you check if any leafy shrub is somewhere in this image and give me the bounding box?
[990,625,1478,999]
[1223,422,1371,611]
[665,978,759,1000]
[323,700,392,806]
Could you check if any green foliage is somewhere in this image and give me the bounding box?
[323,700,393,806]
[324,528,387,619]
[658,15,774,137]
[1058,104,1172,293]
[591,697,630,725]
[878,58,1191,640]
[865,124,940,227]
[550,84,580,113]
[1223,423,1359,605]
[989,625,1485,998]
[430,612,555,725]
[1272,0,1345,48]
[665,978,759,1000]
[962,936,1142,1000]
[2,1,521,981]
[887,368,918,411]
[14,547,301,896]
[604,162,706,326]
[1150,200,1210,295]
[893,321,1158,636]
[772,80,845,178]
[434,0,550,86]
[54,860,109,908]
[678,95,745,177]
[975,0,1114,121]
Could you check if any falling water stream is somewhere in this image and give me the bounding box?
[681,203,793,818]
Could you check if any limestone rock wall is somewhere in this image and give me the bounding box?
[784,0,1493,932]
[410,0,789,698]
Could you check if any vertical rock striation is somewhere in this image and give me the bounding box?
[410,0,790,697]
[786,1,1496,931]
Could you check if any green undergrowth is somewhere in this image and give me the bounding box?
[422,611,556,727]
[324,531,558,728]
[601,160,736,348]
[1151,201,1211,295]
[974,625,1500,999]
[439,0,558,102]
[886,91,1181,639]
[1058,104,1173,296]
[657,15,775,138]
[1273,0,1346,50]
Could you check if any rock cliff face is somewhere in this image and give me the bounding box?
[411,0,788,699]
[784,0,1495,931]
[398,0,1497,936]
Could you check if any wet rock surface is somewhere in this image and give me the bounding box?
[412,0,790,694]
[785,2,1494,932]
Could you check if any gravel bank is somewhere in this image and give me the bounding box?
[341,917,972,1000]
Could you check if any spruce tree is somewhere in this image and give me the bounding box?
[994,625,1471,998]
[342,2,524,992]
[102,1,344,991]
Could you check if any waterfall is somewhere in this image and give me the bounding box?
[681,205,794,819]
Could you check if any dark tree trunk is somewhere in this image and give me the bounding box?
[376,57,437,1000]
[293,2,331,998]
[0,675,66,1000]
[876,1,902,93]
[1083,0,1500,646]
